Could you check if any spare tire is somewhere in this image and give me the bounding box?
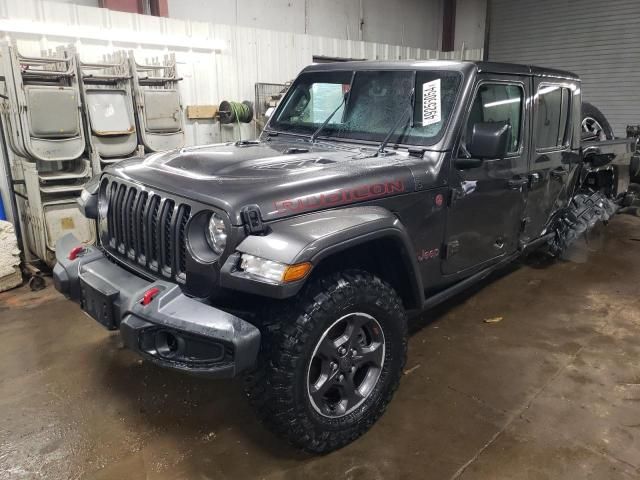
[582,102,614,141]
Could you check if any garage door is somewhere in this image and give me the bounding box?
[487,0,640,137]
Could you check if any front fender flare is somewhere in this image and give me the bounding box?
[219,206,424,305]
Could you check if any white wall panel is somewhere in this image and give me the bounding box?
[0,0,482,147]
[47,0,98,5]
[307,0,360,41]
[168,0,443,49]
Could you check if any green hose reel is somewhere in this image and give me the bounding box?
[218,100,254,125]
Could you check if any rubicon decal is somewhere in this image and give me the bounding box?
[274,180,405,213]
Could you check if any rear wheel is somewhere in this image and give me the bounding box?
[245,270,407,453]
[582,102,614,141]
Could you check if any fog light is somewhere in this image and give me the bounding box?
[239,254,311,283]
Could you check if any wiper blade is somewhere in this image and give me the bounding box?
[310,94,347,143]
[376,87,415,156]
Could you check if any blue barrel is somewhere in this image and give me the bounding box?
[0,194,6,221]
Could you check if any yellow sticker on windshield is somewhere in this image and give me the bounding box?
[422,79,442,126]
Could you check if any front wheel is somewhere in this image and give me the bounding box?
[245,270,408,453]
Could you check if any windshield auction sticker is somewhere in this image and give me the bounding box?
[422,79,442,126]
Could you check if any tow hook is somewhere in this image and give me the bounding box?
[141,287,161,306]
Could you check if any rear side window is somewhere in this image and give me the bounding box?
[466,83,523,154]
[535,85,572,150]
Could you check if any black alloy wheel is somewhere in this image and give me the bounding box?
[307,312,385,418]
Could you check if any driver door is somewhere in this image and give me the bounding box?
[442,75,531,275]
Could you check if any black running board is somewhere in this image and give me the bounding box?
[422,252,520,311]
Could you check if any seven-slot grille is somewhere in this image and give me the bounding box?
[101,179,191,282]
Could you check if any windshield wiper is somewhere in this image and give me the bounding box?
[309,94,347,143]
[376,87,415,156]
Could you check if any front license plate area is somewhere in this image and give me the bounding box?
[80,272,119,330]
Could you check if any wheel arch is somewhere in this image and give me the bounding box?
[226,206,424,309]
[305,229,424,310]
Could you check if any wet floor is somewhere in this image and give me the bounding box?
[1,215,640,479]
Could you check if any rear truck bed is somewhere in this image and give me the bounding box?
[549,137,637,256]
[53,233,261,378]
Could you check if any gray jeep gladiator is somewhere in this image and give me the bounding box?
[53,60,634,453]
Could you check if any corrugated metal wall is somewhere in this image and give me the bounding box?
[487,0,640,136]
[0,0,483,147]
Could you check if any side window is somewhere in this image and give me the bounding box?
[466,83,523,154]
[536,85,572,150]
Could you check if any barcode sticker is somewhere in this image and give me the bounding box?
[422,79,442,126]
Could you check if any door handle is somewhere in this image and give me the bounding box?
[508,177,528,189]
[550,167,568,180]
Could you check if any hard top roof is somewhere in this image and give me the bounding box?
[301,60,580,81]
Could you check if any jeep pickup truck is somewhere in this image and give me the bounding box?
[53,60,634,453]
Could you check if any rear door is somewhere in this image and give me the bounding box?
[442,74,531,275]
[523,79,579,241]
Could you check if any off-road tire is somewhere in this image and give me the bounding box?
[244,270,408,454]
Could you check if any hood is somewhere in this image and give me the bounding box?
[106,140,419,224]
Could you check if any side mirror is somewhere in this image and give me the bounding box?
[468,121,511,160]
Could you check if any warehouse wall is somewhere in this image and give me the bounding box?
[454,0,485,50]
[487,0,640,136]
[46,0,99,5]
[167,0,443,50]
[42,0,487,51]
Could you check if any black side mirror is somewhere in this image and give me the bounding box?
[468,121,511,160]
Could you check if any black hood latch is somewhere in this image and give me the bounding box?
[241,205,266,235]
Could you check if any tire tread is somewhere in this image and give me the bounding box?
[244,269,407,453]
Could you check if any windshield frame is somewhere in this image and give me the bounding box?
[264,67,465,150]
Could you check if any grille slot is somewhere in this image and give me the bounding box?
[101,179,192,282]
[176,205,191,276]
[159,199,175,277]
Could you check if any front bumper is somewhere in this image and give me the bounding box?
[53,234,261,378]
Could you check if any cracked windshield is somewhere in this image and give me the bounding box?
[271,69,462,146]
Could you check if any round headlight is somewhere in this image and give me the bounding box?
[205,212,227,255]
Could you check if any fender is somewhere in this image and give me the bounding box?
[219,206,424,305]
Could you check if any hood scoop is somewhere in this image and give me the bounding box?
[253,156,336,170]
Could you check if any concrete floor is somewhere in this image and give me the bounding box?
[1,215,640,480]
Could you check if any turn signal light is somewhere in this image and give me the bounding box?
[282,262,312,283]
[68,245,86,260]
[141,287,161,306]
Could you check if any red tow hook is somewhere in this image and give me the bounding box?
[68,245,86,260]
[141,287,161,306]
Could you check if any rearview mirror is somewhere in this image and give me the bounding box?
[468,121,511,160]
